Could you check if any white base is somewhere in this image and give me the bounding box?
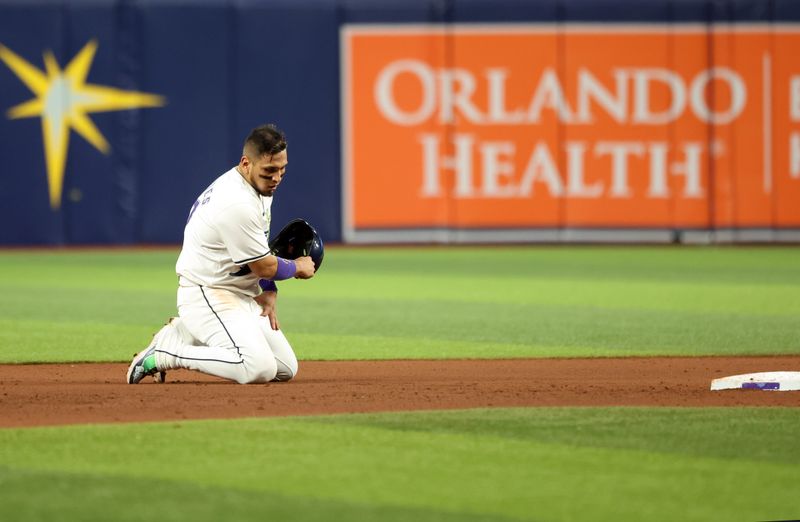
[710,371,800,391]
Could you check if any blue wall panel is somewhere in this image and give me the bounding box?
[561,0,670,22]
[0,0,798,245]
[232,0,341,244]
[62,3,126,244]
[340,0,445,24]
[137,0,233,242]
[452,0,560,23]
[776,0,800,21]
[0,2,66,244]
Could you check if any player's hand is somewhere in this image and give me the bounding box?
[293,256,316,279]
[254,291,280,330]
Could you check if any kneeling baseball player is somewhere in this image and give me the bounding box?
[127,124,319,384]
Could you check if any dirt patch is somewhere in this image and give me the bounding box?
[1,357,798,428]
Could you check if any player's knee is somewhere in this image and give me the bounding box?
[238,352,278,384]
[273,357,298,382]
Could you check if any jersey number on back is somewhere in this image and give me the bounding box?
[186,187,214,223]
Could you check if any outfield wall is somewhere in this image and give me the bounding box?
[1,0,799,245]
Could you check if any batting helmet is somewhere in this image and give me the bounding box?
[268,218,324,271]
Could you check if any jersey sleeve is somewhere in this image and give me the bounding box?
[215,203,270,265]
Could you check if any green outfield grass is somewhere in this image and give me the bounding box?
[0,407,798,522]
[1,246,799,521]
[0,246,798,362]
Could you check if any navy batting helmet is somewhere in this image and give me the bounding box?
[268,218,324,271]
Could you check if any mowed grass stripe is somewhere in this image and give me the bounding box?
[0,319,155,363]
[328,247,800,283]
[0,247,798,363]
[293,273,800,315]
[1,301,795,362]
[0,468,501,522]
[284,298,798,358]
[0,408,797,522]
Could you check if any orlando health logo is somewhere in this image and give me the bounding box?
[0,40,165,209]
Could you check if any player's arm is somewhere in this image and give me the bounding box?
[216,203,315,281]
[248,255,315,280]
[254,283,281,329]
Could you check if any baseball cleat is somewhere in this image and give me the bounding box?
[153,370,167,384]
[126,346,159,384]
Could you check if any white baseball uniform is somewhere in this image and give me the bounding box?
[150,166,298,383]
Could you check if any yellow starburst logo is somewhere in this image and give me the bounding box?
[0,40,166,209]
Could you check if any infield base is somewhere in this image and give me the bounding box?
[710,371,800,391]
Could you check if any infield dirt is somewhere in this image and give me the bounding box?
[1,356,799,428]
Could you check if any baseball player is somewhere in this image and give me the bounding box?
[126,124,315,384]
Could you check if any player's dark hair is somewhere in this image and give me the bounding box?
[244,124,287,158]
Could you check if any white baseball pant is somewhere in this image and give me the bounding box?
[152,285,298,383]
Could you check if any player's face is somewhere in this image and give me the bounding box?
[243,149,288,197]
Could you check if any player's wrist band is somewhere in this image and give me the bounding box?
[259,279,278,293]
[272,257,297,280]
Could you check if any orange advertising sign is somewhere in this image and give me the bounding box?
[341,25,800,242]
